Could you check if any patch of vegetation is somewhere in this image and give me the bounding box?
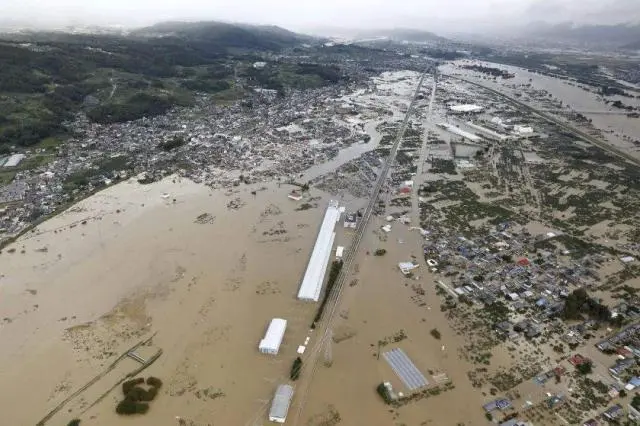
[122,378,145,395]
[420,48,466,60]
[87,91,192,123]
[430,328,442,339]
[116,400,149,415]
[116,376,162,416]
[562,288,611,323]
[311,260,343,327]
[374,248,387,256]
[67,420,81,426]
[462,64,514,79]
[146,376,163,389]
[481,301,510,323]
[295,203,313,211]
[378,330,408,347]
[577,361,593,375]
[633,394,640,411]
[376,383,393,404]
[158,135,187,151]
[430,159,457,174]
[290,357,303,381]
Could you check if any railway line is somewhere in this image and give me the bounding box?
[291,68,431,425]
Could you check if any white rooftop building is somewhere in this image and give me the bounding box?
[259,318,287,355]
[466,121,508,141]
[398,262,419,275]
[514,125,534,135]
[438,123,482,143]
[297,201,341,302]
[269,384,294,423]
[449,104,483,113]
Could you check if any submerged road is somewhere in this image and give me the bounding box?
[444,74,640,167]
[291,68,431,425]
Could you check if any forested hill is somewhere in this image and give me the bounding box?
[131,21,315,50]
[0,21,335,150]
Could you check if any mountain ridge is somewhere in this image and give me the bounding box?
[515,21,640,48]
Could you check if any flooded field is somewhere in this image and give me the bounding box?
[0,175,350,425]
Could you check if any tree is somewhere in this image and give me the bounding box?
[430,329,441,340]
[158,135,186,151]
[290,357,303,380]
[577,362,593,375]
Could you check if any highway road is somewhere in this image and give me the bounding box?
[290,68,431,425]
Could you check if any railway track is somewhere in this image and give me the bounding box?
[291,68,431,425]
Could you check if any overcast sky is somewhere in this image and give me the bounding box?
[1,0,638,33]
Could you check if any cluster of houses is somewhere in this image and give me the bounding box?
[0,69,385,244]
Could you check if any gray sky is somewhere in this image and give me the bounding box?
[1,0,638,32]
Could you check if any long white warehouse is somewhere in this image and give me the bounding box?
[259,318,287,355]
[438,123,482,143]
[297,200,341,302]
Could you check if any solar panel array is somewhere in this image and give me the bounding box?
[383,348,428,391]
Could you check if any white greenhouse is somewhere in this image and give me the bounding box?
[269,384,294,423]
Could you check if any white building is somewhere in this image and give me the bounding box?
[259,318,287,355]
[297,201,341,302]
[269,384,294,423]
[335,246,344,259]
[514,125,534,136]
[398,262,419,275]
[466,121,508,141]
[449,104,483,113]
[491,117,505,127]
[438,123,482,143]
[253,61,267,69]
[343,213,357,228]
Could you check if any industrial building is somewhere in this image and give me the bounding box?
[437,123,482,143]
[514,125,534,136]
[269,384,294,423]
[465,121,508,141]
[343,213,357,228]
[449,104,483,113]
[297,200,341,302]
[259,318,287,355]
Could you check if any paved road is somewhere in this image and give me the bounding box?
[290,68,431,425]
[444,74,640,167]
